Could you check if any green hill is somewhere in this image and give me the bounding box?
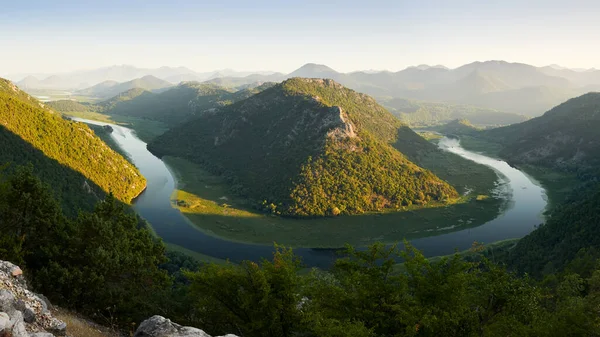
[97,82,234,125]
[508,184,600,277]
[46,99,94,113]
[0,78,145,212]
[50,82,278,129]
[432,119,481,135]
[481,92,600,173]
[378,96,527,127]
[149,78,459,216]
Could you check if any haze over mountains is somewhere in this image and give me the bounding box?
[10,65,276,90]
[13,60,600,123]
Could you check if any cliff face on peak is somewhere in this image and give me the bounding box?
[0,261,66,337]
[149,78,458,216]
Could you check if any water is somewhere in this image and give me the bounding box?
[73,118,547,267]
[409,137,546,256]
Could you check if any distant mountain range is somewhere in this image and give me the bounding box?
[10,65,276,90]
[275,62,598,117]
[193,61,600,118]
[76,75,173,99]
[14,60,600,121]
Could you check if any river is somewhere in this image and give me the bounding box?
[73,118,547,267]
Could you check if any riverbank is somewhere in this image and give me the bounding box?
[65,111,168,143]
[163,155,505,248]
[70,118,547,265]
[457,135,581,211]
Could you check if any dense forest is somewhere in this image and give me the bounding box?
[48,81,276,127]
[475,92,600,173]
[149,78,460,216]
[378,96,527,127]
[0,78,145,211]
[2,167,600,336]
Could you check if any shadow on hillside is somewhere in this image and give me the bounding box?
[0,126,107,216]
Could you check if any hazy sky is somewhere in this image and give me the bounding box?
[2,0,600,75]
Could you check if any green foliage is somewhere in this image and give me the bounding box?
[180,241,600,337]
[149,78,458,216]
[0,168,170,326]
[289,136,457,216]
[49,82,275,128]
[185,245,303,337]
[46,99,93,113]
[377,97,527,127]
[508,184,600,278]
[0,126,102,215]
[0,78,146,206]
[430,119,481,136]
[282,78,403,143]
[477,92,600,174]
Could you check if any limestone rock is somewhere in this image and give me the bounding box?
[0,290,15,312]
[11,268,23,277]
[15,300,36,323]
[134,315,238,337]
[0,260,67,336]
[0,311,10,333]
[46,321,67,336]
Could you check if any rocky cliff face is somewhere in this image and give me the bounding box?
[0,261,66,337]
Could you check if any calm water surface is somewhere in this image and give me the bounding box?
[74,118,547,267]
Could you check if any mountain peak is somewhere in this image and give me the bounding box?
[149,78,457,216]
[409,64,449,71]
[288,63,339,78]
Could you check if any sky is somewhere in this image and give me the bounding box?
[2,0,600,76]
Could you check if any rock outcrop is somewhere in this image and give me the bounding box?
[0,261,66,337]
[134,316,238,337]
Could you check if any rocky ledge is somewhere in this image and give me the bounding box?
[0,261,66,337]
[134,316,237,337]
[0,260,237,337]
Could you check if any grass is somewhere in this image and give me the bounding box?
[54,308,119,337]
[166,243,230,265]
[24,89,100,103]
[456,135,504,157]
[518,164,581,211]
[456,134,581,212]
[164,156,503,248]
[416,131,443,141]
[393,238,520,273]
[64,111,168,143]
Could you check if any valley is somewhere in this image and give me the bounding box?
[6,2,600,335]
[74,117,546,265]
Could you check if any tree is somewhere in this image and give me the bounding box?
[0,165,67,266]
[185,245,303,337]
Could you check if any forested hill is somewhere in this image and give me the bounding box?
[480,92,600,173]
[149,78,459,216]
[0,78,146,211]
[48,82,277,127]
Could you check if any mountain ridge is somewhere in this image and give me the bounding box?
[0,78,146,210]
